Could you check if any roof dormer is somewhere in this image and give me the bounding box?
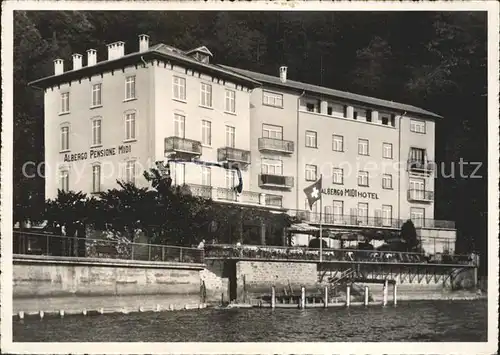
[185,46,213,64]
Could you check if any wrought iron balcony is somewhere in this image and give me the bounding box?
[259,174,294,189]
[258,138,294,154]
[407,159,434,173]
[164,136,202,156]
[217,147,251,165]
[407,189,434,202]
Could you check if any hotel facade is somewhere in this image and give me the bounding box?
[29,35,456,253]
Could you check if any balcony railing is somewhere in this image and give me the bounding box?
[217,147,251,164]
[184,184,283,208]
[407,189,434,202]
[408,159,434,173]
[258,138,294,154]
[259,174,294,189]
[164,136,202,156]
[288,210,456,230]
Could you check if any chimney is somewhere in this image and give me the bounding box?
[87,49,97,66]
[107,43,116,60]
[54,59,64,75]
[139,34,150,52]
[72,53,83,70]
[279,66,288,83]
[107,41,125,60]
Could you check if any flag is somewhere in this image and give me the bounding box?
[304,176,322,210]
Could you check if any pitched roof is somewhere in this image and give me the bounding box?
[220,65,442,119]
[29,44,260,89]
[185,46,214,57]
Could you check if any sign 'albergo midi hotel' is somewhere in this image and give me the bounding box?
[29,34,456,247]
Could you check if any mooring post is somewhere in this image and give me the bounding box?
[324,286,329,308]
[346,285,351,307]
[271,286,276,309]
[300,286,306,309]
[473,266,478,289]
[383,279,388,306]
[393,283,397,306]
[364,286,369,306]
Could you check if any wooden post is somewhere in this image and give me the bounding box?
[383,280,388,306]
[473,266,478,289]
[300,286,306,309]
[260,222,266,246]
[393,283,397,306]
[271,286,276,309]
[346,285,351,307]
[161,246,165,262]
[364,286,369,306]
[324,286,329,308]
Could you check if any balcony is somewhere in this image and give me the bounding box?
[259,174,294,189]
[258,138,294,154]
[407,189,434,203]
[407,159,434,173]
[164,137,202,157]
[184,184,283,208]
[217,147,251,165]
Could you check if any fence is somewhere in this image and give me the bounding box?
[204,244,476,266]
[13,231,204,264]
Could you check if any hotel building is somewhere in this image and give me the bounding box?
[29,35,456,253]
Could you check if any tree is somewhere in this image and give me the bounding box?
[400,219,419,252]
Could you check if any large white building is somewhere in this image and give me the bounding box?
[29,35,456,253]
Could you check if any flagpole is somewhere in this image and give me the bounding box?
[319,174,323,263]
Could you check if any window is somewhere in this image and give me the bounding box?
[358,138,369,155]
[382,174,393,189]
[382,205,393,226]
[383,143,393,159]
[409,178,425,199]
[410,207,425,227]
[366,110,372,122]
[381,114,390,126]
[332,167,344,185]
[390,115,396,127]
[333,200,344,218]
[305,164,317,181]
[225,126,235,148]
[358,171,369,187]
[126,161,136,184]
[263,91,283,108]
[225,89,236,113]
[225,170,236,189]
[173,162,185,186]
[60,126,69,151]
[124,112,136,140]
[409,147,426,163]
[60,92,70,113]
[327,106,333,115]
[91,119,102,146]
[202,120,212,145]
[91,84,102,107]
[353,111,358,120]
[306,103,315,112]
[262,124,283,140]
[125,76,136,100]
[262,158,283,175]
[201,166,211,186]
[332,135,344,152]
[305,130,317,148]
[92,165,101,193]
[60,170,69,192]
[410,119,426,133]
[174,114,185,138]
[173,76,186,101]
[200,83,212,107]
[357,203,368,224]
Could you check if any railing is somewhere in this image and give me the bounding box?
[164,136,202,156]
[258,138,294,154]
[407,189,434,202]
[13,231,204,264]
[204,244,477,266]
[288,210,456,230]
[265,194,283,207]
[407,159,434,173]
[217,147,251,164]
[185,184,212,199]
[259,174,294,189]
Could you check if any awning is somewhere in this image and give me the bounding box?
[288,223,320,233]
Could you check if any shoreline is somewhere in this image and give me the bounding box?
[12,292,486,320]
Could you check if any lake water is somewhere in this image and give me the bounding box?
[13,300,487,342]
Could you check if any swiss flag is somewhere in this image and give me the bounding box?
[304,176,322,210]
